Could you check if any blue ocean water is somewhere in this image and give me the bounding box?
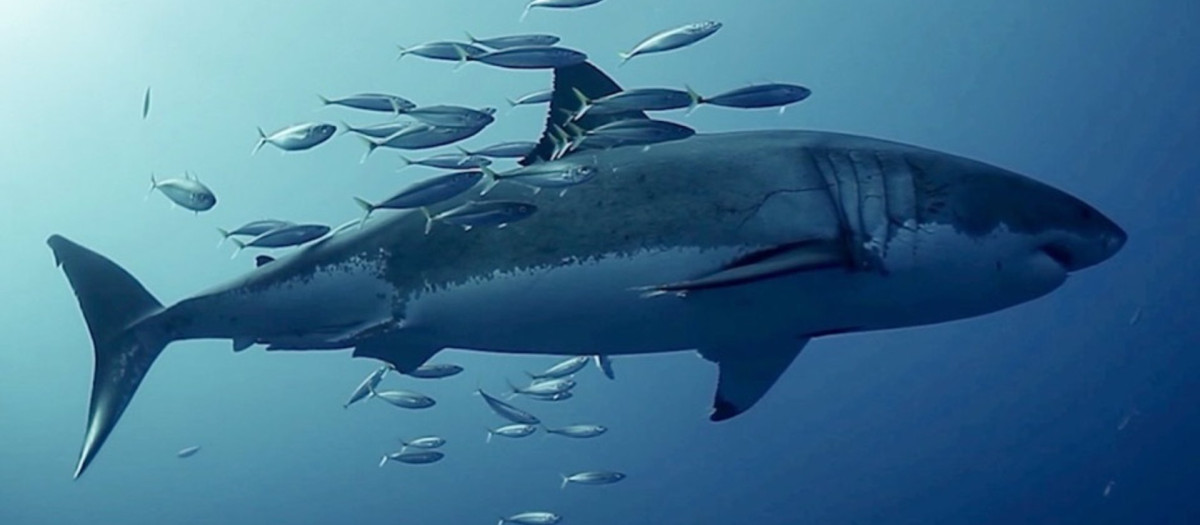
[1,0,1197,523]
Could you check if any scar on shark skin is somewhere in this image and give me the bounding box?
[733,185,831,231]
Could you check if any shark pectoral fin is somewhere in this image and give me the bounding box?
[232,337,255,353]
[701,338,809,422]
[593,355,615,380]
[352,333,443,374]
[254,255,275,267]
[635,240,848,297]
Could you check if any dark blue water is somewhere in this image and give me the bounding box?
[1,1,1196,523]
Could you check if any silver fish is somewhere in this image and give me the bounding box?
[229,224,331,254]
[379,450,444,467]
[467,32,561,50]
[572,87,694,120]
[477,389,540,425]
[253,122,337,154]
[560,470,625,488]
[481,162,597,196]
[522,0,604,20]
[619,21,723,65]
[400,436,446,452]
[360,124,488,160]
[570,119,695,149]
[148,173,216,212]
[499,511,561,525]
[544,424,606,439]
[217,220,294,241]
[343,365,389,409]
[460,46,588,70]
[176,446,201,458]
[506,89,554,108]
[525,391,573,402]
[508,378,575,397]
[353,171,484,220]
[404,105,496,129]
[405,363,465,379]
[319,93,416,114]
[398,152,492,171]
[422,200,537,234]
[460,141,538,159]
[397,41,487,61]
[486,423,538,443]
[528,356,591,380]
[369,388,436,409]
[690,83,812,111]
[341,121,417,139]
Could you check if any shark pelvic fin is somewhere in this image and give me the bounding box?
[232,337,256,352]
[701,338,809,422]
[48,235,168,479]
[352,332,443,374]
[635,240,849,298]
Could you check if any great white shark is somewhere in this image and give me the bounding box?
[49,63,1126,478]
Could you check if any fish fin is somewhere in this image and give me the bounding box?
[317,94,331,106]
[634,240,848,297]
[254,255,274,267]
[505,98,518,108]
[228,238,246,259]
[455,145,472,156]
[379,455,389,468]
[561,474,569,489]
[352,197,375,226]
[700,338,809,422]
[464,31,478,45]
[420,207,434,235]
[462,225,473,232]
[352,333,443,375]
[480,166,501,196]
[558,189,567,198]
[47,235,168,479]
[252,127,267,155]
[145,173,157,201]
[520,62,647,166]
[519,2,532,22]
[355,135,379,164]
[232,337,255,352]
[215,228,230,247]
[451,44,470,71]
[335,120,354,137]
[594,355,615,380]
[394,44,407,61]
[685,85,704,114]
[396,154,413,170]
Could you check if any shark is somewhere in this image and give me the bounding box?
[48,63,1126,478]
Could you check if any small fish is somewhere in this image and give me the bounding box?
[468,32,561,50]
[525,391,574,402]
[459,45,588,70]
[400,436,446,452]
[369,387,436,409]
[499,511,561,525]
[508,378,576,397]
[560,470,626,488]
[253,122,337,154]
[397,41,488,62]
[216,219,294,247]
[229,224,332,255]
[528,356,591,380]
[422,200,537,235]
[341,121,417,139]
[571,87,694,120]
[360,124,488,160]
[379,450,444,467]
[148,172,216,212]
[176,446,201,458]
[619,21,723,65]
[569,119,695,149]
[688,83,812,111]
[398,152,492,171]
[404,105,496,129]
[593,355,615,380]
[319,93,416,114]
[481,162,597,196]
[521,0,604,21]
[142,86,151,120]
[506,89,554,108]
[1103,480,1115,498]
[354,170,483,222]
[405,363,465,379]
[460,141,539,159]
[486,423,538,443]
[477,389,540,425]
[343,365,390,409]
[544,424,606,438]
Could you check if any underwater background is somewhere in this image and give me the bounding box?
[2,0,1198,523]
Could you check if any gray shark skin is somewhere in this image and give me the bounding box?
[48,64,1126,479]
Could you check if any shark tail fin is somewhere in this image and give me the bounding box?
[47,235,168,480]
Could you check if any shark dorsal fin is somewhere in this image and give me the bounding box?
[520,62,648,166]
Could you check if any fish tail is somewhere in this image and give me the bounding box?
[335,120,353,137]
[352,197,375,228]
[46,236,169,479]
[685,85,703,115]
[378,455,389,468]
[451,44,470,71]
[560,474,569,490]
[356,135,379,164]
[519,3,532,22]
[464,31,477,44]
[505,98,518,108]
[252,127,267,156]
[145,173,157,201]
[396,154,413,170]
[479,166,501,196]
[394,44,408,61]
[228,238,246,259]
[421,207,434,235]
[317,94,331,106]
[455,145,472,156]
[617,51,633,66]
[215,228,231,247]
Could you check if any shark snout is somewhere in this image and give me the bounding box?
[1039,202,1126,273]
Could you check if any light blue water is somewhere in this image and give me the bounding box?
[2,1,1197,523]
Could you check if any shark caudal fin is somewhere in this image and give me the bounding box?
[47,235,168,479]
[518,61,648,167]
